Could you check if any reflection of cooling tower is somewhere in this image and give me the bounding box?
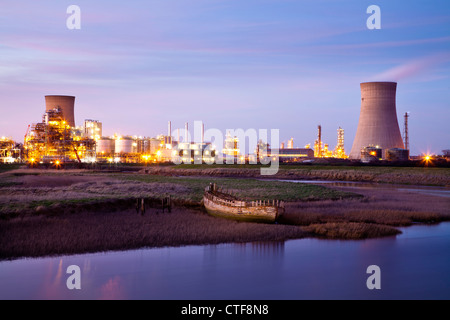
[349,82,404,159]
[45,95,75,127]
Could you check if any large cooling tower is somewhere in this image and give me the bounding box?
[349,82,404,159]
[45,95,75,127]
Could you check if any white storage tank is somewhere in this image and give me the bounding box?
[115,137,137,154]
[96,138,115,155]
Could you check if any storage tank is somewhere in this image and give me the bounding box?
[349,82,404,159]
[115,137,137,154]
[150,138,162,154]
[45,95,76,127]
[361,146,382,162]
[386,148,409,161]
[96,138,115,155]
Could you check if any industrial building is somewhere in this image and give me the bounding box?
[268,148,314,162]
[360,146,383,163]
[311,125,347,159]
[334,127,346,158]
[223,132,240,157]
[97,135,173,163]
[24,96,96,164]
[0,137,21,163]
[350,82,405,159]
[173,142,216,164]
[84,120,102,140]
[386,148,410,162]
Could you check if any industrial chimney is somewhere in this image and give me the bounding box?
[201,123,205,144]
[45,95,76,127]
[349,82,404,159]
[168,121,172,144]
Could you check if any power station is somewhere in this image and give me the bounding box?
[4,82,443,165]
[349,82,405,159]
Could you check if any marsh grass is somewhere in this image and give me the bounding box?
[280,209,448,227]
[0,169,449,259]
[118,174,358,203]
[0,207,306,260]
[144,165,450,186]
[302,222,401,239]
[279,186,450,239]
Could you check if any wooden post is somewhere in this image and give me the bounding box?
[141,198,145,216]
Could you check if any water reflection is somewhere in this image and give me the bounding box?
[99,276,125,300]
[204,241,285,261]
[0,223,449,300]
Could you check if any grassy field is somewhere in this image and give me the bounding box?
[116,174,359,202]
[0,170,359,216]
[142,164,450,186]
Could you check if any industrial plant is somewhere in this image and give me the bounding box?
[19,97,220,165]
[23,96,96,165]
[1,82,447,166]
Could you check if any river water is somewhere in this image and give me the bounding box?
[1,179,449,300]
[1,222,449,300]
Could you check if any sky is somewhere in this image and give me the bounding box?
[0,0,449,156]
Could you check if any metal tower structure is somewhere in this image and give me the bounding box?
[403,112,409,151]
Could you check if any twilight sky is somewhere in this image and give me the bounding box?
[1,0,449,155]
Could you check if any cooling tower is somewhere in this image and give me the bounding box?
[349,82,404,159]
[45,95,75,127]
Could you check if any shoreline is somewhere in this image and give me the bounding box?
[1,168,449,261]
[137,165,450,187]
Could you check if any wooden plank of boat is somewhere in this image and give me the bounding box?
[203,183,284,223]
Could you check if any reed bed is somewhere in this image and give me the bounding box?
[0,207,306,260]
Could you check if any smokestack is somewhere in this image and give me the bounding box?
[201,123,204,144]
[350,82,404,159]
[287,138,294,149]
[167,121,172,144]
[185,122,189,143]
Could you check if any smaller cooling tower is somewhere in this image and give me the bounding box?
[45,95,76,127]
[349,82,404,159]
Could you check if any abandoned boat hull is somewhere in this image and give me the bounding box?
[203,191,281,223]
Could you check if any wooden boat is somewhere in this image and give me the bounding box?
[203,183,284,223]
